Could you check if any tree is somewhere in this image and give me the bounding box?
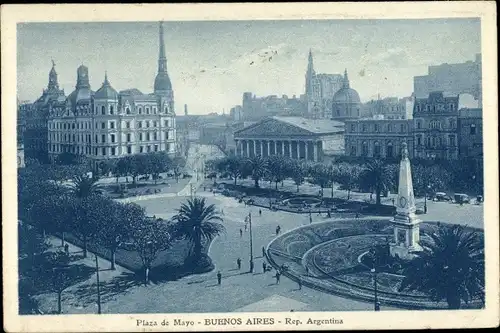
[223,156,244,186]
[55,152,79,165]
[412,164,450,197]
[290,161,306,193]
[334,163,363,200]
[172,198,225,266]
[67,195,103,258]
[116,157,132,183]
[399,224,484,309]
[359,159,394,205]
[45,251,72,314]
[149,152,171,184]
[171,156,186,183]
[128,216,172,284]
[267,155,289,190]
[18,221,50,267]
[70,174,100,199]
[246,155,268,188]
[310,164,330,196]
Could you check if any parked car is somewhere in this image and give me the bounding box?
[182,173,193,179]
[434,192,452,202]
[454,193,470,204]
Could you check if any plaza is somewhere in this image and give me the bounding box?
[31,144,483,314]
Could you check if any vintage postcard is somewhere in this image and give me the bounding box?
[2,2,499,331]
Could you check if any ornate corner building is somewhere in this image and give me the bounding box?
[23,22,177,168]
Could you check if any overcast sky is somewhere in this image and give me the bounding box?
[17,18,480,114]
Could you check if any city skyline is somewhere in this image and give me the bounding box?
[17,18,481,114]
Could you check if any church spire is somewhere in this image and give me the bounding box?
[158,21,167,74]
[305,49,315,95]
[343,68,350,89]
[48,59,59,90]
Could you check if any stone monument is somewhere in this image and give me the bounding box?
[389,142,422,259]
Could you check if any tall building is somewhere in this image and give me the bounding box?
[362,96,414,120]
[305,50,344,118]
[331,69,362,121]
[413,91,459,160]
[414,54,482,106]
[458,108,483,160]
[46,22,176,169]
[241,93,306,121]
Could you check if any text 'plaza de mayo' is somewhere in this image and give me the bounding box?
[18,30,482,168]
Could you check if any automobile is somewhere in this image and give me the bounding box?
[454,193,470,204]
[434,192,452,202]
[182,174,193,179]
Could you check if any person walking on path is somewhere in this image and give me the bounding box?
[237,258,242,270]
[275,270,281,284]
[64,243,69,255]
[239,228,243,237]
[276,225,281,236]
[244,223,248,231]
[259,209,262,216]
[217,271,222,285]
[355,212,359,219]
[262,246,266,258]
[297,279,302,290]
[249,259,254,273]
[309,215,313,224]
[262,261,267,273]
[305,266,309,275]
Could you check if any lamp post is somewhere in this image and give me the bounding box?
[370,268,380,311]
[424,184,431,214]
[248,212,254,272]
[95,255,102,314]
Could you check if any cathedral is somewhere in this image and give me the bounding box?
[45,22,176,169]
[304,50,361,121]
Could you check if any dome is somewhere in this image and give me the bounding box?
[94,72,118,100]
[154,73,172,92]
[333,87,361,104]
[68,88,92,105]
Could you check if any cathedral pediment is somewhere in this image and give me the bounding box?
[235,117,341,138]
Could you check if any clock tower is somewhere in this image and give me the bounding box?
[390,141,422,259]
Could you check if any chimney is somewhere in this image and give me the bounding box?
[184,104,188,116]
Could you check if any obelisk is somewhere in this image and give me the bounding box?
[389,142,422,260]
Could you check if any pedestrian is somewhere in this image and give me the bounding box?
[250,260,254,273]
[259,209,262,216]
[263,261,267,273]
[392,198,395,206]
[305,266,309,275]
[240,228,243,237]
[244,223,248,231]
[355,212,359,219]
[217,271,222,285]
[204,186,206,191]
[64,243,69,254]
[370,193,373,202]
[262,246,266,257]
[276,225,281,235]
[275,271,281,284]
[309,216,313,224]
[237,257,241,270]
[297,279,302,290]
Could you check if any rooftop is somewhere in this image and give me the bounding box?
[272,116,344,133]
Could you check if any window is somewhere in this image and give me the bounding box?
[101,106,106,115]
[350,145,356,156]
[470,124,476,135]
[146,121,150,128]
[386,142,393,157]
[449,119,455,129]
[426,137,431,147]
[154,145,158,152]
[72,134,75,142]
[110,105,114,114]
[94,148,98,155]
[111,147,116,156]
[400,124,405,132]
[362,142,368,156]
[127,146,132,154]
[139,146,144,153]
[373,141,381,157]
[95,107,99,114]
[101,122,105,129]
[146,107,150,114]
[374,124,379,132]
[350,124,356,132]
[138,107,142,114]
[127,133,131,142]
[102,147,106,156]
[146,133,150,141]
[362,124,367,132]
[111,134,115,143]
[165,131,169,140]
[387,124,392,132]
[138,121,142,128]
[126,107,131,114]
[139,133,143,141]
[95,135,98,143]
[110,121,115,129]
[417,135,422,146]
[153,107,157,114]
[154,132,157,140]
[102,134,106,143]
[449,103,455,111]
[154,121,157,127]
[126,121,130,129]
[417,122,421,129]
[147,145,151,152]
[449,135,456,146]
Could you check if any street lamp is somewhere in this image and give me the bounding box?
[424,184,431,214]
[248,212,254,272]
[95,255,102,314]
[370,268,380,311]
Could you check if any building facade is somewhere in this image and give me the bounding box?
[414,54,482,105]
[241,93,306,121]
[362,96,414,120]
[458,108,483,159]
[234,116,345,162]
[344,118,414,159]
[305,50,344,118]
[413,92,459,160]
[46,22,176,168]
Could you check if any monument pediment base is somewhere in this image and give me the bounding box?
[389,242,423,260]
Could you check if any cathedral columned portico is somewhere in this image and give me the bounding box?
[234,116,344,161]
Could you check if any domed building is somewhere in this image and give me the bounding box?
[46,21,177,169]
[331,69,362,121]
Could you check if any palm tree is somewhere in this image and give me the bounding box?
[247,155,268,188]
[172,198,225,264]
[360,159,394,205]
[70,174,100,199]
[399,224,484,309]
